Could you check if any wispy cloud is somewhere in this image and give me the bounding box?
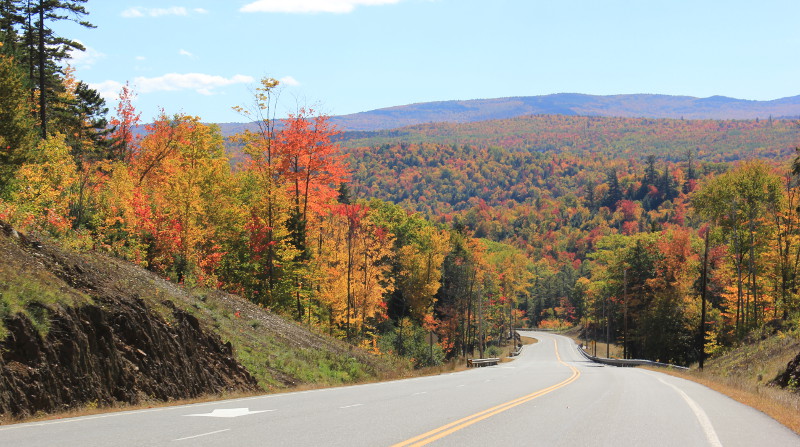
[240,0,402,14]
[91,73,254,101]
[137,73,254,95]
[91,80,129,101]
[280,76,301,86]
[179,49,194,58]
[67,42,105,70]
[121,6,207,18]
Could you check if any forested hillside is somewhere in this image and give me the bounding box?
[343,115,800,365]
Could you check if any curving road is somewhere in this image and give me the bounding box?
[1,331,797,446]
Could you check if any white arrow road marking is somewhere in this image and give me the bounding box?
[185,408,274,418]
[339,404,364,409]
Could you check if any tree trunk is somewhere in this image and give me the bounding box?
[37,2,46,138]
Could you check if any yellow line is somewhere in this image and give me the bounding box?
[391,337,580,447]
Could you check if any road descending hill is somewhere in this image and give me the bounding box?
[1,332,796,446]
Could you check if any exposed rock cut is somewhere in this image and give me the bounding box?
[0,221,258,417]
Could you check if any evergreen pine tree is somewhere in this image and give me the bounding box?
[0,53,37,195]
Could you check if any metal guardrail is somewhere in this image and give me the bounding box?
[576,344,689,371]
[467,358,501,367]
[515,328,689,371]
[467,331,524,367]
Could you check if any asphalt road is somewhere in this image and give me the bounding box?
[1,331,798,446]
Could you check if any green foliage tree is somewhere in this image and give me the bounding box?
[0,0,96,138]
[0,53,36,195]
[692,161,783,333]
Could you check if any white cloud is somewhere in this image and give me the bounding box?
[135,56,146,61]
[280,76,300,86]
[240,0,402,14]
[135,73,254,95]
[90,80,125,101]
[91,73,254,103]
[120,8,144,18]
[179,49,194,58]
[121,6,192,18]
[67,42,105,69]
[193,8,209,14]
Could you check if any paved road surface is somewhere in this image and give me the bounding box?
[1,331,797,446]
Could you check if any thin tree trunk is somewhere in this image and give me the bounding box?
[37,2,45,137]
[346,226,353,340]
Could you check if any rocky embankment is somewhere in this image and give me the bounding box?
[0,221,258,418]
[774,351,800,391]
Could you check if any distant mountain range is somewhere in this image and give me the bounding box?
[216,93,800,135]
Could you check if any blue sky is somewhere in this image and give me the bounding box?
[62,0,800,123]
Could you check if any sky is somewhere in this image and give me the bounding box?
[60,0,800,123]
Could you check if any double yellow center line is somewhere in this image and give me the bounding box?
[392,337,581,447]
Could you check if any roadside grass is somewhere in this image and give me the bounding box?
[0,259,92,340]
[182,288,407,390]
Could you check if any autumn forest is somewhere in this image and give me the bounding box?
[3,1,800,369]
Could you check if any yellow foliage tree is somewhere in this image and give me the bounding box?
[9,134,78,237]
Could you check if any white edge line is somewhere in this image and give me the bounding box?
[174,428,230,442]
[654,376,723,447]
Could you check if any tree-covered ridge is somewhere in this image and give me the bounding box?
[318,94,800,131]
[341,115,799,163]
[346,141,717,217]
